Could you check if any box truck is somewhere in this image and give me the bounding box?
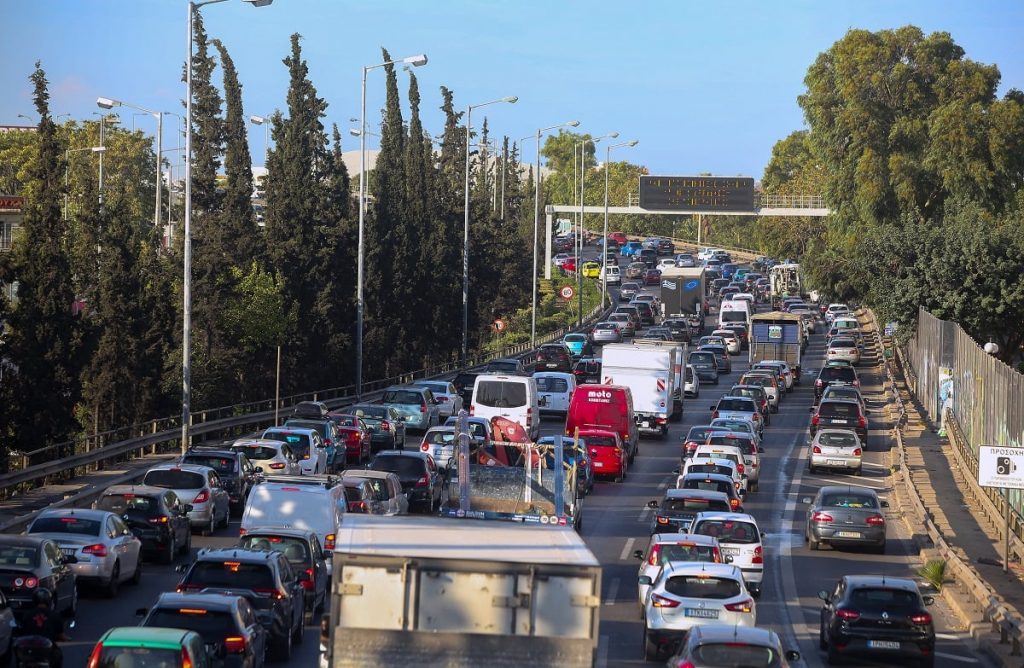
[601,342,682,437]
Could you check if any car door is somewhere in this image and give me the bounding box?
[110,515,140,578]
[208,473,229,521]
[308,536,328,604]
[276,557,303,631]
[426,456,442,503]
[43,541,73,611]
[238,599,267,663]
[312,432,327,472]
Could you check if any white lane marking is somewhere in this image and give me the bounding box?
[772,428,811,657]
[596,634,608,668]
[657,477,670,490]
[935,652,979,664]
[861,461,890,469]
[603,577,621,605]
[637,507,651,523]
[809,475,890,489]
[620,537,637,561]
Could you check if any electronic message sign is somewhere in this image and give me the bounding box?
[639,176,755,212]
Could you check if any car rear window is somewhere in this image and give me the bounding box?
[820,367,857,382]
[692,644,775,666]
[382,390,423,405]
[717,398,756,412]
[819,432,859,447]
[536,377,569,393]
[685,427,715,442]
[664,575,741,599]
[353,405,389,419]
[687,464,733,477]
[681,478,733,495]
[99,647,182,667]
[182,455,236,475]
[821,493,877,509]
[689,352,715,365]
[831,338,856,347]
[146,609,237,643]
[232,444,280,461]
[663,497,729,513]
[425,430,457,445]
[584,434,618,447]
[850,587,920,610]
[144,470,205,490]
[656,544,717,564]
[30,516,103,536]
[286,419,330,437]
[475,380,527,408]
[370,456,426,478]
[565,334,585,343]
[96,494,159,514]
[819,402,859,417]
[694,519,759,544]
[486,361,519,373]
[263,431,310,458]
[239,535,311,564]
[186,561,274,590]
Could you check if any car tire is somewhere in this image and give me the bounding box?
[161,536,176,564]
[292,611,304,644]
[808,530,821,551]
[105,562,120,598]
[808,463,817,474]
[180,529,192,556]
[642,625,659,661]
[130,558,142,586]
[919,656,935,668]
[0,637,11,667]
[827,643,842,665]
[64,584,77,618]
[853,467,862,476]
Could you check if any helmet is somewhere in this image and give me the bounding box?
[32,588,53,607]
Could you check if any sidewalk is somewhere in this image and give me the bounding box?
[889,351,1024,665]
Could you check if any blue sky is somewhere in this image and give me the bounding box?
[4,0,1023,180]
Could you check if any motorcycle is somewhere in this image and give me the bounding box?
[11,620,73,668]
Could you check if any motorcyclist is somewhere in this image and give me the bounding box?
[18,589,67,668]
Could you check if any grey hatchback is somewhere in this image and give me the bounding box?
[380,385,440,433]
[805,485,888,553]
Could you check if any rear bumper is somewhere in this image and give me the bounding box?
[828,633,934,660]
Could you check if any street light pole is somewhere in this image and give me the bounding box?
[249,114,272,163]
[357,53,428,399]
[97,97,165,228]
[462,95,518,367]
[578,132,617,324]
[602,139,638,306]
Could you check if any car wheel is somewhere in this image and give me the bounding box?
[827,643,842,665]
[105,562,120,598]
[808,463,817,474]
[808,529,820,551]
[853,467,862,476]
[750,481,758,493]
[642,625,659,661]
[130,558,142,586]
[292,610,305,644]
[200,521,212,537]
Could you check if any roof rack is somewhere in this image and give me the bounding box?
[261,474,338,487]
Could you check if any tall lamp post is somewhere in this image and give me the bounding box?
[64,146,105,221]
[97,97,165,228]
[577,132,617,324]
[602,139,638,305]
[529,121,579,346]
[182,0,274,454]
[248,114,274,163]
[356,53,428,400]
[462,95,517,366]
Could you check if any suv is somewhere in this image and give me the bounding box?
[181,448,261,517]
[380,385,440,433]
[88,627,209,668]
[238,527,328,623]
[175,548,305,660]
[811,398,869,443]
[534,344,573,373]
[483,358,526,375]
[138,592,268,666]
[814,363,860,402]
[369,450,445,513]
[143,464,230,535]
[93,484,192,563]
[646,489,732,535]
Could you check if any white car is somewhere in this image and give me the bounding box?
[755,360,794,391]
[534,371,576,415]
[633,533,724,606]
[702,432,762,490]
[680,457,744,495]
[412,380,464,419]
[690,512,765,597]
[231,438,302,475]
[262,426,328,475]
[825,303,850,323]
[418,426,459,470]
[711,329,741,355]
[641,561,755,660]
[683,364,700,398]
[599,264,621,285]
[808,428,863,474]
[657,258,678,271]
[711,396,763,436]
[827,336,861,365]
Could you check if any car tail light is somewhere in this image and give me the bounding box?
[324,439,333,447]
[866,514,885,526]
[811,511,833,523]
[526,408,533,427]
[656,417,667,425]
[724,598,754,613]
[87,642,103,668]
[813,446,822,454]
[853,380,860,387]
[381,420,391,431]
[182,648,195,668]
[736,463,745,474]
[324,534,335,550]
[239,528,247,536]
[415,475,429,487]
[299,567,315,590]
[12,576,38,589]
[224,636,248,654]
[730,498,740,510]
[853,448,862,456]
[857,415,867,428]
[648,544,662,566]
[176,583,202,593]
[149,516,170,524]
[269,462,286,469]
[712,411,719,419]
[836,608,860,621]
[419,403,427,413]
[469,405,475,415]
[656,516,669,525]
[911,612,932,625]
[811,415,820,427]
[193,489,210,504]
[420,442,430,452]
[253,587,286,600]
[651,593,680,608]
[752,545,763,564]
[83,543,108,557]
[815,379,823,387]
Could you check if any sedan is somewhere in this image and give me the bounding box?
[699,344,732,373]
[327,413,373,465]
[619,282,640,301]
[805,484,888,553]
[0,535,78,620]
[93,485,192,564]
[625,262,647,279]
[231,438,301,476]
[808,428,864,474]
[411,380,464,419]
[711,329,741,355]
[142,464,230,535]
[590,322,622,345]
[607,313,636,337]
[828,336,862,365]
[643,268,662,286]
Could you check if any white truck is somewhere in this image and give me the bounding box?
[601,342,683,438]
[321,515,601,668]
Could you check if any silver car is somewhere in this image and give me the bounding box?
[808,428,863,474]
[340,470,409,515]
[805,484,887,553]
[381,385,441,432]
[412,380,464,419]
[590,322,622,344]
[26,508,142,596]
[827,336,861,365]
[607,312,636,337]
[418,426,458,470]
[231,438,301,475]
[142,464,230,535]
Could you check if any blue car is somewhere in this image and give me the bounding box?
[537,436,594,497]
[562,333,591,359]
[620,241,642,257]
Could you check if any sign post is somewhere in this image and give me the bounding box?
[978,445,1024,573]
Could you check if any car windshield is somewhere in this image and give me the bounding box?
[850,587,920,610]
[487,361,519,373]
[717,398,755,412]
[692,644,776,666]
[664,575,741,599]
[30,517,102,536]
[689,352,715,365]
[824,389,860,402]
[821,493,877,509]
[685,427,715,442]
[565,334,585,343]
[328,415,359,427]
[186,561,274,590]
[584,434,618,447]
[536,377,569,392]
[232,444,280,461]
[474,380,527,408]
[370,456,425,478]
[663,497,729,513]
[382,390,423,405]
[144,470,205,490]
[425,430,457,445]
[694,520,759,544]
[97,647,182,667]
[96,494,159,514]
[819,432,859,447]
[145,609,236,644]
[182,455,236,475]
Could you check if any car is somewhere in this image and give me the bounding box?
[175,547,305,659]
[534,371,576,415]
[608,231,628,245]
[483,357,527,375]
[94,484,193,564]
[643,268,662,286]
[552,252,572,267]
[231,438,302,476]
[751,362,788,394]
[699,344,732,374]
[138,592,268,667]
[342,477,377,513]
[142,463,231,535]
[412,381,464,419]
[825,303,851,323]
[809,428,864,475]
[607,313,636,337]
[451,372,479,407]
[471,374,541,440]
[676,472,745,513]
[577,428,627,482]
[756,359,796,389]
[442,415,493,450]
[704,430,763,489]
[615,304,642,329]
[631,300,657,326]
[261,426,328,475]
[534,343,573,372]
[380,385,441,433]
[562,257,578,273]
[619,281,640,301]
[811,398,869,443]
[683,364,700,398]
[680,458,744,495]
[537,435,594,498]
[599,264,621,284]
[818,575,935,666]
[571,357,602,385]
[661,318,692,343]
[349,404,408,453]
[621,241,643,257]
[0,535,77,621]
[282,416,342,471]
[639,248,658,267]
[667,625,800,668]
[657,258,678,271]
[324,412,372,465]
[181,447,261,516]
[688,350,719,385]
[711,329,741,355]
[340,469,409,516]
[632,533,726,606]
[675,253,696,267]
[581,261,601,278]
[647,489,733,535]
[589,321,622,344]
[240,476,346,567]
[805,484,888,553]
[624,261,647,280]
[739,372,781,412]
[238,526,329,622]
[291,400,328,419]
[640,562,756,660]
[828,336,862,365]
[820,383,866,411]
[418,426,459,470]
[87,627,210,668]
[656,238,674,255]
[566,384,639,463]
[727,385,770,424]
[689,512,765,597]
[710,396,762,436]
[368,450,445,513]
[562,333,593,359]
[640,328,673,342]
[26,508,142,597]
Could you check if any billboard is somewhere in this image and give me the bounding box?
[639,176,755,212]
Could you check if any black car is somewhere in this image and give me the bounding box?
[139,592,268,667]
[292,400,329,419]
[646,490,732,535]
[483,358,526,375]
[239,527,329,623]
[699,344,732,374]
[656,238,674,255]
[819,575,936,666]
[639,248,657,267]
[661,318,691,343]
[176,547,305,660]
[452,372,479,406]
[811,398,869,442]
[572,357,602,385]
[534,344,572,373]
[0,536,77,621]
[369,450,445,513]
[814,363,860,401]
[94,484,192,563]
[350,403,407,452]
[181,447,261,516]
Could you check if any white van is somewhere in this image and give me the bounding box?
[533,372,576,416]
[240,476,345,573]
[600,264,621,285]
[471,374,541,440]
[719,299,751,329]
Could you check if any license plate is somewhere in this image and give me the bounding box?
[827,459,845,466]
[830,419,849,424]
[867,640,901,650]
[593,462,604,468]
[721,547,741,556]
[60,548,76,557]
[835,531,861,538]
[642,421,650,428]
[684,608,719,619]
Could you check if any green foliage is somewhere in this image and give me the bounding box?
[919,559,946,591]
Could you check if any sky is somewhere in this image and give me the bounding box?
[4,0,1023,181]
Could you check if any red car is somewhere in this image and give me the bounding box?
[328,413,372,464]
[577,428,628,482]
[643,268,661,286]
[562,257,578,273]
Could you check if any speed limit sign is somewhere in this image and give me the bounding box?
[492,318,507,333]
[559,285,575,300]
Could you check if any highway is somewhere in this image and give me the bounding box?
[56,257,989,667]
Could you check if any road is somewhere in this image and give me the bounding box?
[59,255,989,667]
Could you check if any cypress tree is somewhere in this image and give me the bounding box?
[400,72,430,366]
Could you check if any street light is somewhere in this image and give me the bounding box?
[530,120,579,347]
[98,96,166,228]
[356,53,428,400]
[577,132,617,324]
[181,0,274,453]
[462,95,517,366]
[91,112,120,206]
[249,114,272,163]
[602,139,638,305]
[64,146,105,221]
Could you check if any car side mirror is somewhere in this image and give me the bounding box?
[817,590,831,602]
[710,406,715,411]
[923,595,935,606]
[801,497,813,504]
[637,575,653,585]
[647,500,659,509]
[784,650,801,661]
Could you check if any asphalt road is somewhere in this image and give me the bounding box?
[59,258,990,667]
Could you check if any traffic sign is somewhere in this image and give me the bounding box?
[979,445,1024,490]
[492,318,507,333]
[559,285,575,300]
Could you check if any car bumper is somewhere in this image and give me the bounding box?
[694,369,718,382]
[810,524,885,546]
[810,454,862,470]
[828,633,934,661]
[402,415,430,430]
[646,608,755,634]
[70,559,116,582]
[590,456,625,476]
[370,433,396,449]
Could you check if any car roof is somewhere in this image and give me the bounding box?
[650,532,720,546]
[153,592,241,611]
[147,463,213,475]
[818,484,879,496]
[693,511,760,527]
[842,575,919,592]
[0,535,47,548]
[661,561,742,578]
[103,484,174,497]
[101,626,197,648]
[263,426,318,437]
[35,508,113,522]
[240,526,316,540]
[680,472,735,484]
[342,469,398,481]
[691,624,779,645]
[374,450,431,461]
[232,438,287,448]
[534,371,574,379]
[183,448,237,458]
[193,547,278,564]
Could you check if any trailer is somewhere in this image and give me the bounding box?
[601,342,681,437]
[659,266,705,320]
[749,311,804,380]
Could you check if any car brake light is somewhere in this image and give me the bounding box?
[182,648,194,668]
[813,446,822,454]
[526,408,533,427]
[853,448,862,456]
[253,587,285,600]
[712,411,719,419]
[815,379,823,386]
[730,498,740,510]
[149,516,170,524]
[751,413,760,422]
[752,545,763,564]
[911,612,932,625]
[724,598,754,613]
[647,544,661,566]
[866,514,885,526]
[656,516,669,525]
[324,534,335,550]
[269,462,286,469]
[224,636,247,653]
[811,415,820,426]
[300,567,315,590]
[176,583,203,593]
[469,405,475,416]
[87,642,103,668]
[12,576,38,589]
[651,593,680,608]
[420,403,427,413]
[420,443,429,452]
[812,511,833,523]
[857,415,866,428]
[437,396,449,402]
[83,543,108,557]
[836,608,860,621]
[415,475,429,487]
[736,463,744,474]
[193,490,210,504]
